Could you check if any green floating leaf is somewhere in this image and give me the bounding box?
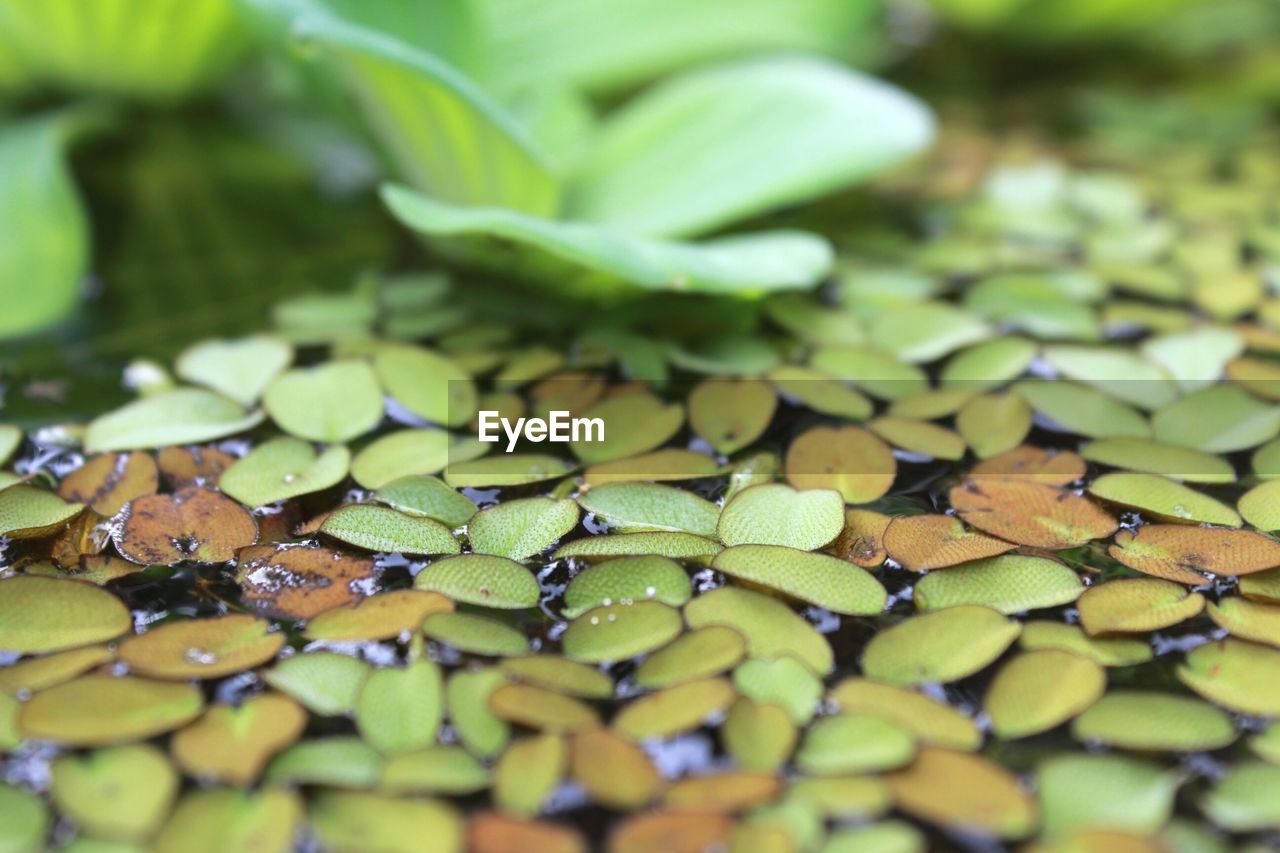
[822,821,924,853]
[0,645,115,695]
[941,336,1036,390]
[984,650,1105,739]
[263,361,384,443]
[117,614,283,680]
[867,416,966,461]
[171,693,305,786]
[1019,621,1152,667]
[154,787,300,853]
[1088,472,1240,526]
[1077,578,1205,635]
[0,785,48,853]
[1080,437,1235,484]
[553,531,721,561]
[1200,762,1280,832]
[321,504,460,555]
[612,677,736,740]
[0,576,129,653]
[374,476,476,527]
[635,625,746,689]
[914,554,1083,614]
[956,392,1031,459]
[310,792,462,853]
[19,675,203,746]
[687,379,777,455]
[413,554,539,609]
[861,605,1021,685]
[385,185,833,296]
[1072,691,1236,751]
[1013,380,1150,439]
[1037,754,1179,839]
[722,698,797,772]
[810,345,928,401]
[1240,478,1280,531]
[468,497,579,560]
[51,744,177,843]
[266,736,381,789]
[561,601,683,663]
[718,483,844,550]
[262,652,371,716]
[768,365,873,420]
[422,612,528,656]
[356,660,443,755]
[1041,344,1178,410]
[444,454,575,489]
[869,303,990,364]
[712,544,886,615]
[0,424,20,466]
[796,714,915,776]
[578,482,720,538]
[685,586,832,674]
[1153,385,1280,453]
[562,554,693,618]
[499,656,613,700]
[351,430,453,490]
[569,393,684,464]
[1142,327,1243,393]
[381,746,489,796]
[828,679,981,751]
[220,437,350,507]
[304,591,452,642]
[85,389,265,452]
[175,336,293,406]
[446,669,509,759]
[489,683,600,733]
[1178,638,1280,716]
[733,656,822,724]
[373,344,476,428]
[494,734,565,817]
[1208,596,1280,647]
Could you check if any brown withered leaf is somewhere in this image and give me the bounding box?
[970,446,1085,486]
[1110,525,1280,582]
[58,452,158,516]
[113,488,258,566]
[467,812,586,853]
[51,511,111,569]
[830,509,891,568]
[608,810,734,853]
[235,542,377,619]
[156,445,236,489]
[882,513,1015,571]
[949,479,1117,550]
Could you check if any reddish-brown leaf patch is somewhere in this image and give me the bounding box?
[113,487,258,565]
[235,542,377,619]
[58,452,158,516]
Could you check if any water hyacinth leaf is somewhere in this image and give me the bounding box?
[220,437,350,507]
[309,792,462,853]
[861,605,1021,685]
[0,485,83,539]
[796,714,915,775]
[0,645,115,695]
[570,728,661,809]
[266,737,381,788]
[494,734,566,817]
[447,669,510,759]
[499,656,614,699]
[386,186,834,296]
[304,590,453,642]
[578,482,719,537]
[0,576,130,653]
[381,746,489,796]
[236,544,377,619]
[583,448,721,485]
[957,392,1032,459]
[1240,478,1280,531]
[351,429,453,489]
[414,554,539,609]
[118,614,283,680]
[567,55,932,237]
[827,679,981,751]
[869,303,990,363]
[171,693,306,785]
[373,344,476,427]
[685,586,833,674]
[1080,438,1235,484]
[1019,621,1152,667]
[687,379,777,455]
[263,361,384,443]
[971,445,1085,486]
[85,389,265,452]
[562,555,692,618]
[808,345,929,401]
[1207,596,1280,647]
[881,514,1015,571]
[722,698,797,772]
[553,530,721,561]
[422,612,529,656]
[1013,380,1150,439]
[1178,639,1280,716]
[1200,761,1280,832]
[58,451,158,516]
[984,650,1105,739]
[1077,578,1205,635]
[887,747,1039,840]
[375,475,477,527]
[19,675,203,746]
[1071,691,1236,751]
[356,660,443,754]
[1152,385,1280,453]
[561,601,683,663]
[612,677,736,741]
[634,625,746,689]
[914,554,1083,614]
[733,656,822,724]
[867,416,966,460]
[950,479,1117,549]
[1110,525,1280,584]
[50,744,177,842]
[1037,754,1179,839]
[718,483,844,550]
[467,497,579,560]
[174,336,293,406]
[712,545,886,615]
[114,487,257,566]
[321,503,459,555]
[785,426,896,503]
[262,652,371,716]
[0,786,48,853]
[1088,472,1240,526]
[444,453,576,488]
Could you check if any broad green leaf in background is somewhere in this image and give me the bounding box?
[0,110,102,339]
[383,185,833,296]
[565,56,934,238]
[0,0,248,101]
